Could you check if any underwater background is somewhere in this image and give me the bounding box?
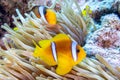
[0,0,120,80]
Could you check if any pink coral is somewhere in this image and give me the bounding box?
[96,28,119,48]
[84,14,120,67]
[101,14,120,30]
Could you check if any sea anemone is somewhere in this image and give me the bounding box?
[0,47,120,80]
[1,0,88,48]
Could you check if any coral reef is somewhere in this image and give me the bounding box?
[84,14,120,67]
[0,0,29,39]
[82,0,120,22]
[101,14,120,30]
[0,0,29,26]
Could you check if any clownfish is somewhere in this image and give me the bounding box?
[33,34,86,75]
[31,6,57,25]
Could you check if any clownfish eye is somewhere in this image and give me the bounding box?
[76,49,80,53]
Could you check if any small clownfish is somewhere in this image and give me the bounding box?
[31,6,57,25]
[33,34,86,75]
[82,5,92,17]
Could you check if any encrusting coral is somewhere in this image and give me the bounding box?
[84,14,120,67]
[0,0,120,80]
[85,0,120,22]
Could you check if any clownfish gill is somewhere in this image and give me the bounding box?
[51,42,58,62]
[71,41,78,61]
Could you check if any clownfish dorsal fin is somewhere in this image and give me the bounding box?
[52,34,70,42]
[38,40,51,48]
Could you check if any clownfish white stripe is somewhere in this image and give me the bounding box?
[38,6,48,23]
[71,41,78,61]
[51,42,57,62]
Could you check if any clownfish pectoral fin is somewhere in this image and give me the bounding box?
[33,45,42,58]
[32,40,43,58]
[56,61,73,75]
[52,34,70,42]
[33,42,42,58]
[38,40,51,48]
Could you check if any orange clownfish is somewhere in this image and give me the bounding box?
[33,34,86,75]
[31,5,57,25]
